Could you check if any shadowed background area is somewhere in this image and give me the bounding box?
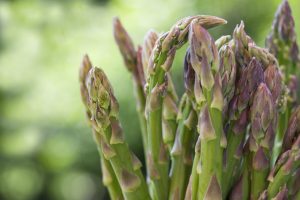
[0,0,299,199]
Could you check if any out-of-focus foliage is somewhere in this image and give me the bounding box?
[0,0,299,199]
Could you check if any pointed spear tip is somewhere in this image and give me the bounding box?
[80,54,93,82]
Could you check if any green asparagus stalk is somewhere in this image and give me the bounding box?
[85,67,151,200]
[267,135,300,198]
[113,18,148,157]
[169,94,197,200]
[281,107,300,197]
[93,130,125,200]
[248,83,276,200]
[188,20,225,199]
[247,44,283,106]
[229,141,251,200]
[266,0,300,159]
[222,57,265,197]
[228,22,283,200]
[258,185,288,200]
[267,0,299,88]
[79,55,123,200]
[182,48,201,200]
[145,15,226,200]
[248,44,285,165]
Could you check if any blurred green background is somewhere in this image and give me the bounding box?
[0,0,299,199]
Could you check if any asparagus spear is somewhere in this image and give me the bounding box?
[249,83,276,200]
[188,20,225,199]
[145,15,226,200]
[267,134,300,198]
[113,18,148,157]
[266,0,300,157]
[266,0,299,87]
[170,48,201,199]
[182,48,201,200]
[281,107,300,197]
[79,55,123,200]
[223,57,265,198]
[229,141,251,200]
[222,22,265,195]
[85,67,151,200]
[169,94,197,200]
[258,185,288,200]
[247,44,285,165]
[142,30,179,152]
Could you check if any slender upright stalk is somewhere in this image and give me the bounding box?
[169,94,197,200]
[248,46,284,167]
[113,18,148,157]
[230,149,251,200]
[188,21,224,199]
[79,55,123,200]
[182,48,201,200]
[86,67,151,200]
[248,83,276,200]
[266,0,300,159]
[222,23,261,198]
[267,135,300,198]
[93,130,125,200]
[223,57,265,197]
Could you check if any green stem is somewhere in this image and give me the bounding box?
[231,156,250,200]
[267,160,300,198]
[148,107,169,200]
[92,130,124,200]
[251,167,268,200]
[240,158,250,200]
[104,126,151,200]
[169,101,195,200]
[132,80,148,158]
[98,147,124,200]
[295,189,300,200]
[197,90,223,199]
[191,151,200,200]
[267,168,288,198]
[273,107,290,164]
[147,54,170,199]
[222,124,246,198]
[273,49,294,163]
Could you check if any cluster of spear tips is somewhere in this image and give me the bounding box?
[79,0,300,199]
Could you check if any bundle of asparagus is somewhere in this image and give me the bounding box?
[79,0,300,199]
